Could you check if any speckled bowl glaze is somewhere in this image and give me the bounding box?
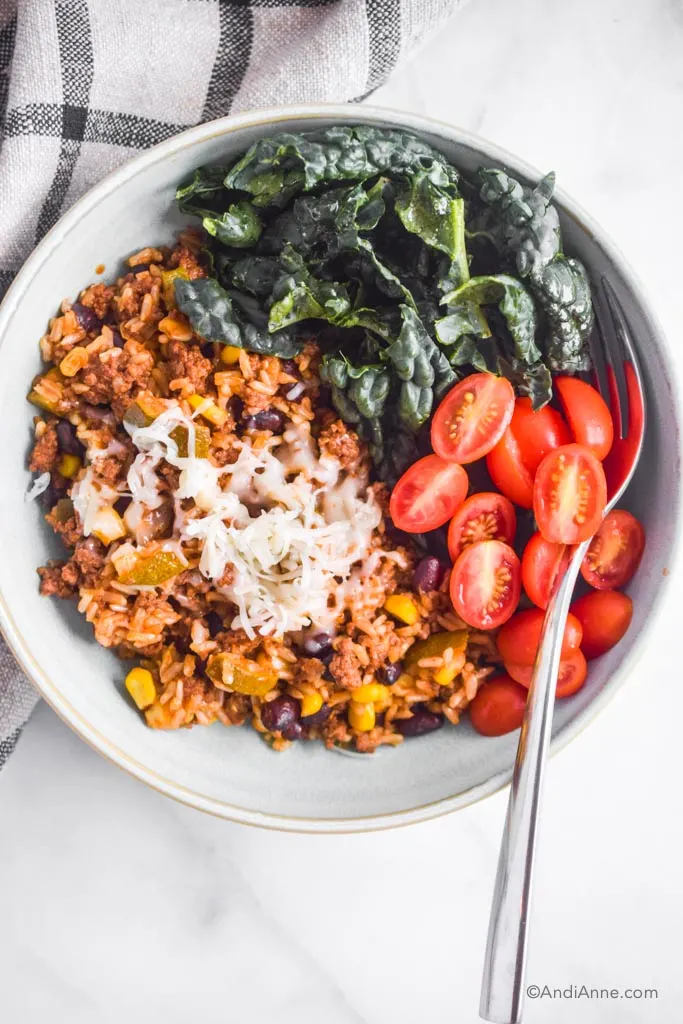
[0,106,679,832]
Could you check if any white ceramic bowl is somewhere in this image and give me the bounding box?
[0,105,679,832]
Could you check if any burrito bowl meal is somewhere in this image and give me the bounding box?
[25,125,644,753]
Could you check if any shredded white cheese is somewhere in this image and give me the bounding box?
[25,472,51,502]
[123,404,385,638]
[71,465,119,536]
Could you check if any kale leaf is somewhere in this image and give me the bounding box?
[477,168,593,373]
[535,256,593,372]
[174,277,302,358]
[200,201,262,249]
[225,125,459,207]
[176,166,231,213]
[320,354,390,463]
[440,274,540,365]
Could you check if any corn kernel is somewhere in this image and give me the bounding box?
[160,267,189,308]
[159,313,193,342]
[188,393,228,427]
[145,703,174,729]
[301,691,323,718]
[434,662,461,686]
[220,345,242,365]
[383,594,420,625]
[125,667,156,710]
[351,683,390,705]
[59,346,89,377]
[58,454,81,479]
[348,701,375,732]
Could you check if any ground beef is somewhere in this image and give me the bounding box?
[241,384,275,418]
[168,245,207,280]
[72,537,106,586]
[79,284,115,320]
[38,562,79,598]
[370,482,391,515]
[157,461,181,491]
[318,419,362,470]
[112,275,157,320]
[92,440,134,485]
[29,421,59,473]
[224,692,251,724]
[216,564,235,587]
[77,342,154,405]
[210,442,240,467]
[166,339,212,391]
[297,657,326,687]
[45,509,83,549]
[329,637,363,690]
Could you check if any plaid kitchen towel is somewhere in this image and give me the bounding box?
[0,0,466,768]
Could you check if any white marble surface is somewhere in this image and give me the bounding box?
[2,0,683,1020]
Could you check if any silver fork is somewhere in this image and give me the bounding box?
[479,278,646,1024]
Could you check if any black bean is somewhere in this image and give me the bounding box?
[130,262,150,275]
[56,420,85,457]
[280,359,300,378]
[82,405,116,429]
[261,695,301,736]
[413,556,446,594]
[114,496,131,516]
[244,409,286,434]
[206,611,224,637]
[379,662,403,685]
[40,479,66,510]
[282,720,304,741]
[301,704,331,728]
[71,302,102,334]
[302,632,333,658]
[395,706,444,738]
[111,328,124,349]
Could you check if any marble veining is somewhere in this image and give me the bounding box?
[2,0,683,1020]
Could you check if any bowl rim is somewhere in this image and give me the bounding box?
[0,102,679,833]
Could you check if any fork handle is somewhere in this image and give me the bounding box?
[479,542,588,1024]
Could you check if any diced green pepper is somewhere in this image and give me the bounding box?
[119,550,186,586]
[169,423,211,458]
[206,653,277,696]
[404,630,468,669]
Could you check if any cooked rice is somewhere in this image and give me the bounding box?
[28,232,498,753]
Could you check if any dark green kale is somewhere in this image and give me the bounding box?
[174,277,302,358]
[173,126,595,473]
[225,125,459,207]
[534,257,593,373]
[477,168,593,372]
[176,166,231,213]
[320,353,390,463]
[440,274,540,364]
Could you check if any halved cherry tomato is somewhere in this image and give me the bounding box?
[555,376,614,461]
[533,443,607,544]
[570,590,633,660]
[505,649,588,698]
[469,676,527,736]
[509,396,572,468]
[447,492,516,561]
[390,455,468,533]
[581,510,645,590]
[485,397,571,509]
[497,607,583,665]
[521,532,572,609]
[431,373,515,464]
[449,539,521,630]
[486,429,534,508]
